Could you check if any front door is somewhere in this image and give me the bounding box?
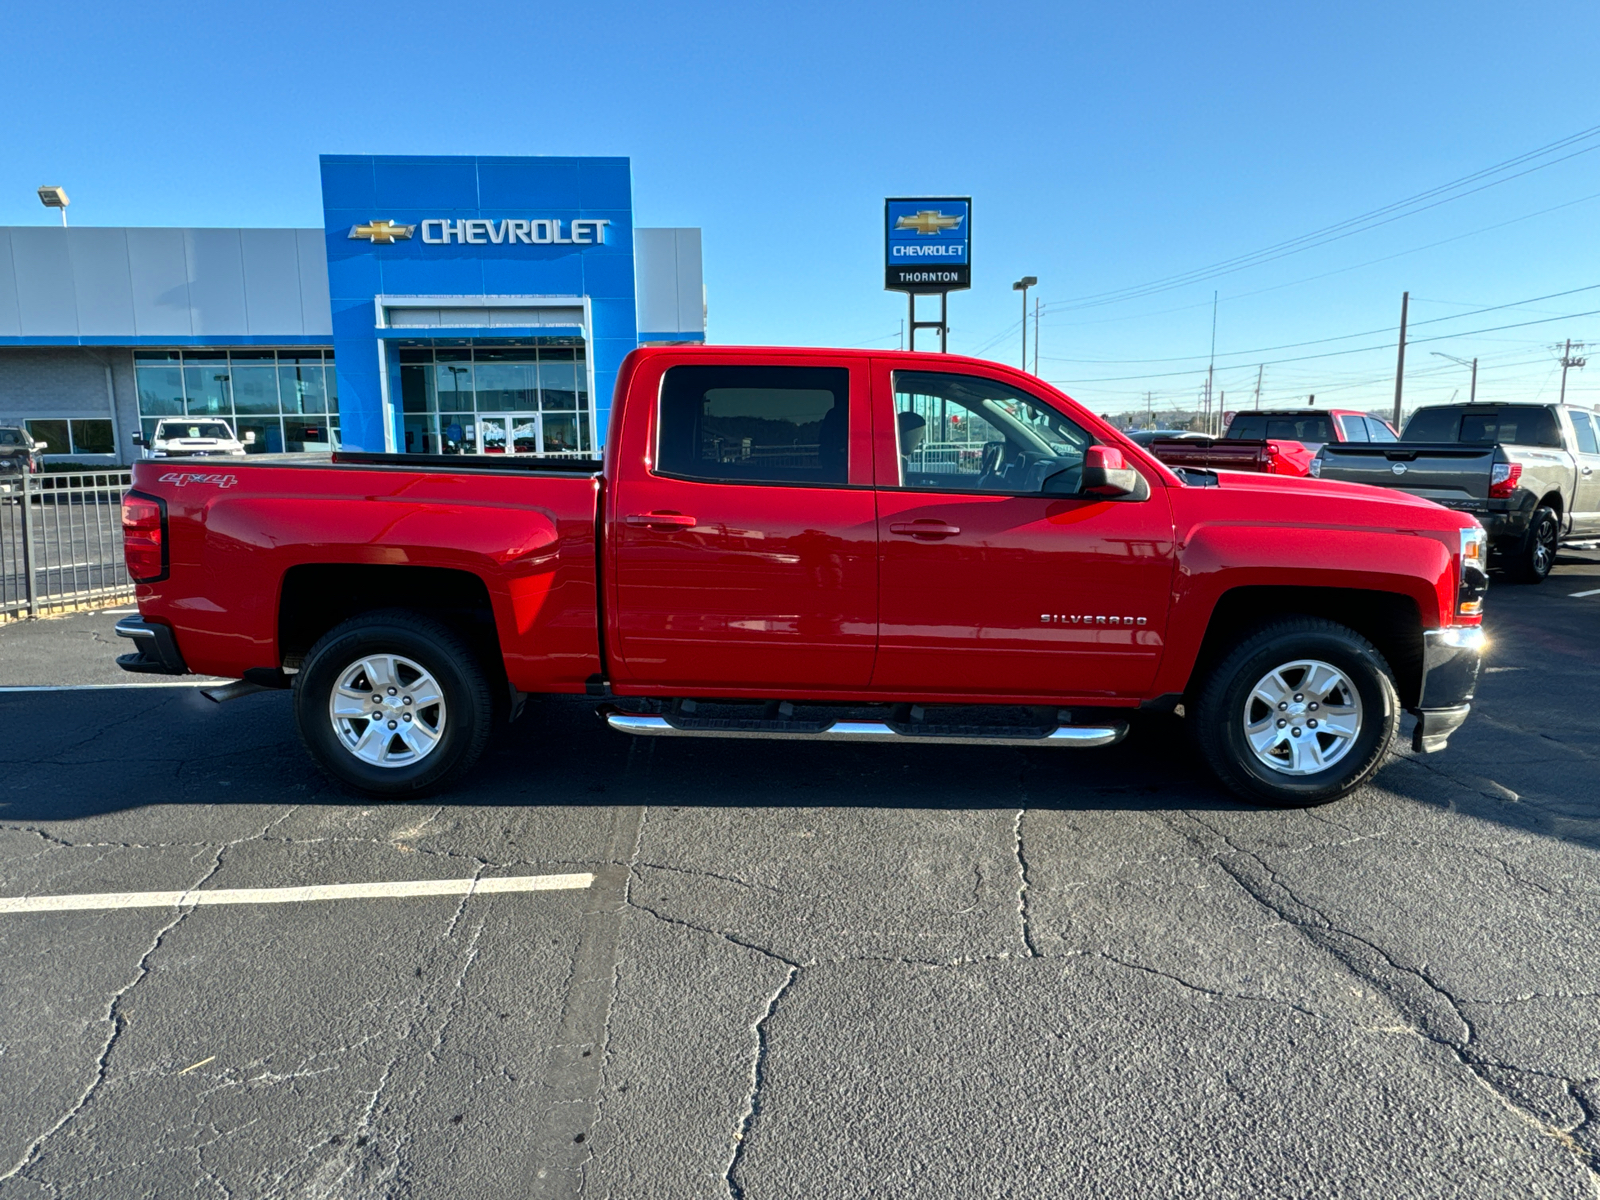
[478,413,542,456]
[873,366,1176,699]
[1570,409,1600,535]
[610,359,878,691]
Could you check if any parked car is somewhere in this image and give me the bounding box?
[1311,403,1600,582]
[1225,408,1400,449]
[115,347,1487,808]
[0,425,47,483]
[133,419,254,458]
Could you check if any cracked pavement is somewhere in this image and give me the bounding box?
[1,562,1598,1197]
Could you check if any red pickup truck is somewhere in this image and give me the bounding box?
[116,347,1487,807]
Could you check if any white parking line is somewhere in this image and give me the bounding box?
[1570,588,1600,598]
[0,872,595,914]
[0,682,223,692]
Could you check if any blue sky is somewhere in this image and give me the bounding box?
[3,0,1597,417]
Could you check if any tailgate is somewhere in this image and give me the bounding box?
[1147,438,1268,471]
[1315,443,1497,503]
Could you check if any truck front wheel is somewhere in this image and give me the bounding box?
[1193,618,1400,807]
[293,610,494,797]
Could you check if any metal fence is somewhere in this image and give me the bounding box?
[0,471,134,620]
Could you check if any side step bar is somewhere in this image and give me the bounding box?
[599,706,1128,748]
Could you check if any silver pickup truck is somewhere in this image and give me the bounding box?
[1311,403,1600,582]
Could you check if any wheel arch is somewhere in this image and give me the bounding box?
[1184,586,1424,708]
[279,564,506,692]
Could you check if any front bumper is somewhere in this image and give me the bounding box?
[1408,625,1485,753]
[115,618,189,675]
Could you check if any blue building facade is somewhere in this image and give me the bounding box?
[0,154,703,463]
[323,154,647,456]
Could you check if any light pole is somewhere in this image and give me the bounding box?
[1430,352,1477,404]
[37,186,69,227]
[1012,276,1036,371]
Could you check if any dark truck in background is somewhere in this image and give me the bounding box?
[1312,403,1600,582]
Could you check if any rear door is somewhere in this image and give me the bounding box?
[608,356,878,691]
[871,363,1176,699]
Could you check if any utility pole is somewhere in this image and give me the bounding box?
[899,319,904,351]
[1146,391,1153,427]
[1392,290,1409,431]
[1558,339,1588,405]
[1206,290,1218,435]
[1032,296,1040,377]
[1253,364,1263,410]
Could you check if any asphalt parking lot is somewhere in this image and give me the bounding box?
[1,563,1598,1199]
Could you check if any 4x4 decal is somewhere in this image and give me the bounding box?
[158,472,239,489]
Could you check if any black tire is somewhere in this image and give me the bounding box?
[1505,506,1557,584]
[1193,617,1400,807]
[293,609,494,797]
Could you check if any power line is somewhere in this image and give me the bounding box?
[1045,305,1600,384]
[1049,125,1600,311]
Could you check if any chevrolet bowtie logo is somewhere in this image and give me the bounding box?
[348,219,416,244]
[894,210,963,235]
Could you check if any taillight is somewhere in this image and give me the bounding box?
[1457,525,1488,621]
[122,491,168,583]
[1488,461,1522,499]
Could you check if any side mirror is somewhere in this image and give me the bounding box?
[33,441,48,453]
[1080,446,1148,500]
[243,431,256,445]
[131,433,144,447]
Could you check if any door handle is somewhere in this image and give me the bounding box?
[625,512,697,530]
[1584,466,1594,476]
[889,521,962,539]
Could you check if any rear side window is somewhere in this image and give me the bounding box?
[1573,411,1600,455]
[656,365,850,486]
[1339,415,1370,441]
[1367,419,1398,443]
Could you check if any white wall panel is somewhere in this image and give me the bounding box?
[126,227,194,337]
[183,230,249,336]
[67,228,136,337]
[674,228,704,334]
[297,229,333,335]
[241,229,306,334]
[0,234,23,337]
[10,230,78,337]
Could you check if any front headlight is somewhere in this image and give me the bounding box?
[1457,525,1488,618]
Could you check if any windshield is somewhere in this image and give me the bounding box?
[0,429,21,447]
[158,422,233,441]
[1402,405,1562,448]
[1225,413,1334,443]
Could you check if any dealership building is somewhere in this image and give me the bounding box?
[0,155,704,464]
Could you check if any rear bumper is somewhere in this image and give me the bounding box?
[114,618,189,676]
[1408,626,1485,753]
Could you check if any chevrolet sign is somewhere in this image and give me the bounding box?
[419,218,610,245]
[885,197,971,293]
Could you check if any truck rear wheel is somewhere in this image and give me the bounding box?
[293,610,494,797]
[1193,618,1399,807]
[1506,506,1557,584]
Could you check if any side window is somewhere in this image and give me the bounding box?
[892,370,1091,494]
[1367,418,1398,443]
[656,365,850,486]
[1339,415,1370,441]
[1572,411,1600,456]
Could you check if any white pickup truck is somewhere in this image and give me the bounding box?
[132,419,255,459]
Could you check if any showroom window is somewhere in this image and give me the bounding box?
[23,418,116,457]
[133,349,338,453]
[392,342,590,456]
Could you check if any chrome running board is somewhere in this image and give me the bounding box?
[600,707,1128,749]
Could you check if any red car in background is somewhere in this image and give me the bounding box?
[1135,409,1399,478]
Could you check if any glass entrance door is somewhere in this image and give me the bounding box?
[477,413,542,455]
